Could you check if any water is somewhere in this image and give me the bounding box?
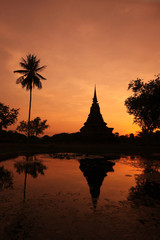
[0,154,160,240]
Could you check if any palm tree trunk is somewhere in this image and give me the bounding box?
[23,156,28,201]
[28,87,32,137]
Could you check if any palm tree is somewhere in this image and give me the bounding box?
[14,54,46,136]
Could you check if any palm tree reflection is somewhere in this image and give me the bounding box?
[79,158,115,209]
[14,155,47,201]
[0,166,13,190]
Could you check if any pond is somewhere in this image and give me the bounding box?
[0,154,160,240]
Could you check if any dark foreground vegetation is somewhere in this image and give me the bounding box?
[1,129,160,161]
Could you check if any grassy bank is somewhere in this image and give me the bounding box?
[0,141,160,161]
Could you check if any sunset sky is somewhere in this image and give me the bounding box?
[1,0,160,136]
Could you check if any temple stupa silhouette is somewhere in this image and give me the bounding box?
[80,86,114,140]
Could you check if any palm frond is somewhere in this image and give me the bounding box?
[36,73,46,80]
[20,62,29,70]
[36,65,46,72]
[21,57,27,66]
[33,76,42,89]
[34,59,40,69]
[14,70,29,74]
[16,76,24,84]
[21,76,32,90]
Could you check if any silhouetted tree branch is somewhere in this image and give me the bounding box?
[125,75,160,134]
[17,117,49,136]
[0,102,19,131]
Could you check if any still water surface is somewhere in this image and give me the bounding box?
[0,154,160,240]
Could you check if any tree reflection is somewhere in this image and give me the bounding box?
[14,155,47,201]
[128,162,160,206]
[0,166,13,190]
[79,158,115,209]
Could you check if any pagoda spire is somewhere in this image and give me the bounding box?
[93,85,98,103]
[80,86,114,139]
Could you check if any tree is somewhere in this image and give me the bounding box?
[16,120,30,136]
[17,117,49,136]
[0,102,19,131]
[125,76,160,134]
[0,166,13,189]
[32,117,49,136]
[14,54,46,136]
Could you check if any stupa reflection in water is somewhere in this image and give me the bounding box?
[79,158,115,208]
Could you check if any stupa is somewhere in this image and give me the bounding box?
[80,86,114,140]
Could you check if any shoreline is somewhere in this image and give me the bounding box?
[0,142,160,161]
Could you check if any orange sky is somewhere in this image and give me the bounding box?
[1,0,160,136]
